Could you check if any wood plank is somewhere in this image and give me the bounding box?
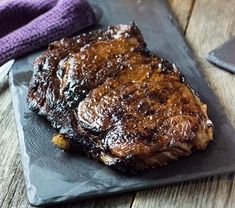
[132,174,235,208]
[186,0,235,126]
[0,1,195,207]
[131,0,235,207]
[69,193,135,208]
[0,88,31,208]
[168,0,195,32]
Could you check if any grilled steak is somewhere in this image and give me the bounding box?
[28,23,213,172]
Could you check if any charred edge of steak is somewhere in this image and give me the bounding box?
[61,133,196,174]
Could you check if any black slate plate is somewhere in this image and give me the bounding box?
[9,0,235,206]
[207,37,235,73]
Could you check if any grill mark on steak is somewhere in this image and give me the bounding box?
[28,23,213,173]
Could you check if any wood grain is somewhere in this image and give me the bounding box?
[1,0,235,207]
[0,88,30,208]
[132,174,235,208]
[186,0,235,126]
[168,0,195,32]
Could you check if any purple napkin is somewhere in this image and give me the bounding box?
[0,0,96,66]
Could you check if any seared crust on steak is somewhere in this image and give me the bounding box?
[28,23,213,173]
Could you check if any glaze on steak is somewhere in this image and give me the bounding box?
[28,23,213,172]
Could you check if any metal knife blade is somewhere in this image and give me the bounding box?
[0,59,15,92]
[207,37,235,73]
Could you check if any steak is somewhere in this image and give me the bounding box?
[28,23,213,173]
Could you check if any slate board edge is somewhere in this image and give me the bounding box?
[9,72,38,206]
[207,53,235,74]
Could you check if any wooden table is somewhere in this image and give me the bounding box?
[1,0,235,207]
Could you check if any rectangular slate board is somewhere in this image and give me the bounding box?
[9,0,235,206]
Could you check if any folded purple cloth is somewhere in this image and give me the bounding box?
[0,0,96,66]
[0,0,58,38]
